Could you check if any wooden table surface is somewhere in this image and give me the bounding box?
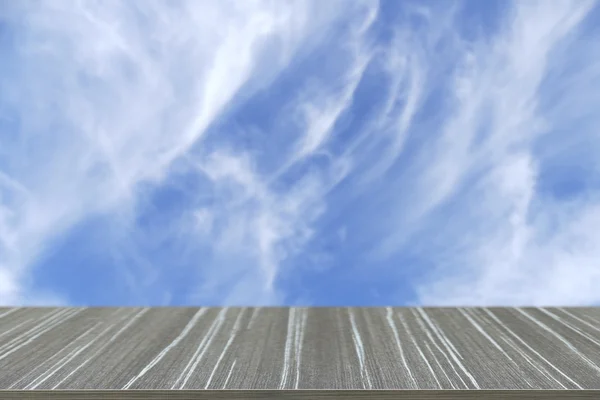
[1,307,599,396]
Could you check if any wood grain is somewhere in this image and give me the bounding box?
[0,307,599,391]
[1,391,600,400]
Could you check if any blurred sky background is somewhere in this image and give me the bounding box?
[1,0,600,306]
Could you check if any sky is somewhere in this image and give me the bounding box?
[1,0,600,307]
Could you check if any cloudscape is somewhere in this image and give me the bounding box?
[1,0,599,306]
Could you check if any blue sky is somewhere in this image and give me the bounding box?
[1,0,600,306]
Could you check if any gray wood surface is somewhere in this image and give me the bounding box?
[0,390,600,400]
[0,307,600,390]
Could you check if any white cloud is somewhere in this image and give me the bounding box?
[193,209,214,238]
[180,2,379,304]
[400,0,600,305]
[0,0,362,304]
[2,0,600,307]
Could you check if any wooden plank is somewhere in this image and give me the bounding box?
[0,390,600,399]
[0,307,599,390]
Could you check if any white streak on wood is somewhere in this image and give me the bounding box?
[279,308,295,389]
[396,312,441,388]
[417,308,480,389]
[247,307,260,330]
[294,308,307,389]
[0,309,66,354]
[52,308,148,389]
[177,308,229,389]
[222,359,237,389]
[0,308,18,320]
[385,308,418,389]
[123,308,207,389]
[0,309,83,362]
[558,308,600,331]
[497,334,557,388]
[411,308,466,389]
[0,318,32,341]
[545,308,600,345]
[460,308,522,368]
[424,340,455,389]
[516,308,600,374]
[25,322,104,389]
[348,308,372,389]
[466,309,535,389]
[483,308,580,389]
[205,308,245,389]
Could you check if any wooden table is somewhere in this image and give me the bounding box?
[1,307,599,398]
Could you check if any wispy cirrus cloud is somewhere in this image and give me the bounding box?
[1,0,599,306]
[374,0,600,305]
[0,0,377,305]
